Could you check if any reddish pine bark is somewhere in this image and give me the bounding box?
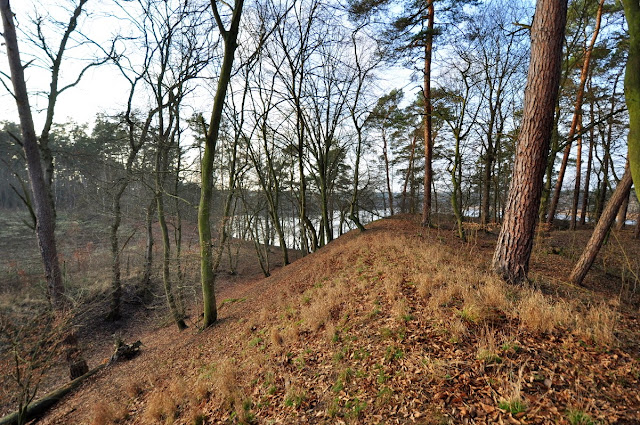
[492,0,568,284]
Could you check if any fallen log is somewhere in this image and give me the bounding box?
[0,364,106,425]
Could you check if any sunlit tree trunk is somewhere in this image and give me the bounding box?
[615,189,630,230]
[570,118,583,230]
[546,0,604,225]
[493,0,568,284]
[570,168,632,286]
[580,98,595,225]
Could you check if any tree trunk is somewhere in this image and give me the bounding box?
[108,182,126,321]
[569,168,632,286]
[546,0,604,225]
[421,3,434,227]
[570,119,583,230]
[481,143,493,226]
[156,139,186,331]
[140,199,155,294]
[615,189,630,230]
[625,1,640,201]
[1,0,65,309]
[349,120,366,232]
[199,0,243,328]
[173,148,186,319]
[401,134,417,214]
[580,100,595,225]
[492,0,568,285]
[595,75,621,221]
[382,128,394,216]
[481,104,498,226]
[451,133,465,241]
[2,1,89,384]
[539,100,562,222]
[319,170,333,244]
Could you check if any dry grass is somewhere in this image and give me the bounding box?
[282,322,300,344]
[517,289,570,333]
[35,216,640,424]
[143,378,190,423]
[124,380,144,399]
[499,365,527,414]
[270,327,283,347]
[143,390,175,423]
[300,283,343,332]
[448,316,468,342]
[391,297,410,323]
[212,359,241,409]
[476,326,501,364]
[421,355,450,382]
[473,278,512,317]
[90,401,127,425]
[576,302,618,345]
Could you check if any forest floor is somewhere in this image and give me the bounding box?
[3,214,640,424]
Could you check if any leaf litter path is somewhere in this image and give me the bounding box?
[40,216,640,424]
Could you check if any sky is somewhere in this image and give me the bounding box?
[0,0,418,136]
[0,1,139,131]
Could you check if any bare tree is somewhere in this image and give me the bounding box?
[199,0,244,328]
[347,27,380,232]
[1,0,65,309]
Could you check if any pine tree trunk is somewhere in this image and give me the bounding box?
[492,0,568,285]
[569,168,632,286]
[615,189,630,230]
[546,0,604,225]
[580,102,595,225]
[570,119,583,230]
[539,101,562,222]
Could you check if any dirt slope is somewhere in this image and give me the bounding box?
[39,216,640,424]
